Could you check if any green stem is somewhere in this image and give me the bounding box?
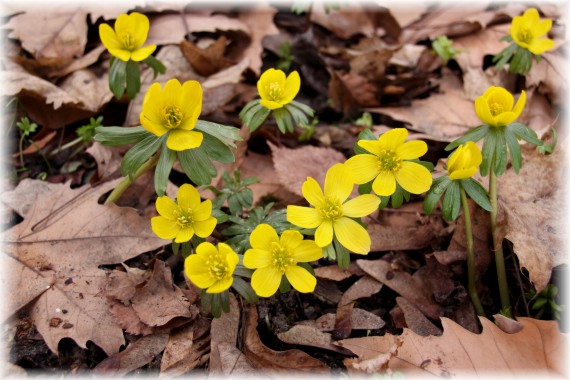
[50,136,83,156]
[489,160,512,317]
[104,154,159,205]
[460,187,485,316]
[19,135,25,168]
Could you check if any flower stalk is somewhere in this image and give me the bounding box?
[104,153,159,205]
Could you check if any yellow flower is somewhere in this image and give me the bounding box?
[344,128,432,197]
[185,242,238,293]
[510,8,555,55]
[140,79,203,151]
[475,86,526,128]
[151,184,217,243]
[244,224,323,297]
[257,68,300,110]
[447,142,482,180]
[99,12,156,62]
[287,163,379,254]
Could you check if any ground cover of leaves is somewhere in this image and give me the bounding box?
[1,1,567,377]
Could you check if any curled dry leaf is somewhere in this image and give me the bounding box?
[0,179,166,355]
[494,314,524,334]
[209,293,240,373]
[314,262,365,282]
[277,324,355,356]
[215,342,257,376]
[237,3,279,74]
[306,308,385,332]
[526,51,568,107]
[310,3,375,39]
[337,317,567,377]
[86,142,122,182]
[180,36,233,77]
[396,297,442,337]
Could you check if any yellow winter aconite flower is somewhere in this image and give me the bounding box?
[140,79,203,151]
[257,68,300,110]
[151,183,217,243]
[99,12,156,62]
[510,8,555,55]
[447,142,482,180]
[475,86,526,128]
[185,242,238,293]
[344,128,432,197]
[287,163,379,254]
[244,224,323,297]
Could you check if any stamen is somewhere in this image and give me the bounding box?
[517,26,533,44]
[317,196,343,222]
[207,252,228,280]
[489,102,504,117]
[174,207,193,227]
[378,150,402,172]
[267,82,284,101]
[163,106,183,129]
[120,33,136,50]
[271,242,295,272]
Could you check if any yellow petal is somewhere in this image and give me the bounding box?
[285,265,316,293]
[287,206,322,229]
[396,140,427,160]
[487,87,514,113]
[395,162,432,194]
[324,163,353,202]
[259,99,284,110]
[155,196,177,219]
[193,199,212,221]
[280,230,304,249]
[534,19,552,38]
[301,177,324,207]
[342,194,379,218]
[177,184,201,210]
[523,8,540,24]
[185,255,216,289]
[130,45,156,61]
[180,80,203,130]
[250,224,279,250]
[151,216,179,240]
[315,220,333,248]
[512,90,526,120]
[243,248,273,269]
[162,79,183,110]
[449,167,478,180]
[466,141,483,167]
[166,130,203,151]
[193,217,217,238]
[474,96,495,126]
[371,170,396,196]
[141,83,169,135]
[357,139,382,156]
[127,12,150,47]
[99,24,122,50]
[206,277,233,294]
[292,240,323,262]
[108,48,131,61]
[114,13,133,38]
[378,128,408,151]
[196,241,218,257]
[281,71,301,105]
[528,38,555,55]
[174,226,194,243]
[333,217,371,254]
[220,242,239,272]
[251,266,282,297]
[494,111,517,126]
[344,154,380,184]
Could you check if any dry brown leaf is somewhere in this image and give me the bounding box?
[369,70,480,142]
[526,51,568,107]
[243,305,330,374]
[209,293,240,373]
[180,36,233,77]
[160,315,211,376]
[48,45,106,79]
[497,145,566,293]
[86,142,122,182]
[452,24,511,70]
[0,179,166,355]
[368,202,447,252]
[337,317,567,377]
[329,70,379,113]
[494,314,524,334]
[93,333,169,376]
[520,89,558,138]
[309,308,385,332]
[270,142,346,198]
[396,297,442,337]
[215,342,257,376]
[356,259,444,320]
[13,131,56,156]
[277,324,354,355]
[4,7,88,66]
[310,3,375,39]
[314,262,365,282]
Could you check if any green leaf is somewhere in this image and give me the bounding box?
[273,108,288,134]
[200,132,235,164]
[125,60,141,99]
[322,243,336,260]
[354,128,377,154]
[94,126,151,146]
[194,120,242,148]
[509,122,543,146]
[142,55,166,78]
[289,100,315,117]
[358,180,373,195]
[480,131,497,177]
[247,106,271,132]
[239,100,261,122]
[178,146,217,185]
[154,144,176,196]
[461,178,493,212]
[493,130,508,176]
[390,185,405,208]
[231,276,258,303]
[108,58,127,99]
[504,129,522,173]
[442,180,461,221]
[279,276,292,293]
[445,125,490,151]
[228,194,242,215]
[423,176,451,215]
[121,134,164,179]
[334,236,350,269]
[285,104,309,126]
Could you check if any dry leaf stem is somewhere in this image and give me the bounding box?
[489,162,512,317]
[104,154,160,205]
[460,187,485,316]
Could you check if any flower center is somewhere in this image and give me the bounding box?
[517,26,533,44]
[119,32,136,50]
[206,252,228,280]
[266,82,284,102]
[489,102,504,116]
[317,196,343,222]
[174,207,193,227]
[271,242,295,273]
[378,150,402,172]
[163,106,183,129]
